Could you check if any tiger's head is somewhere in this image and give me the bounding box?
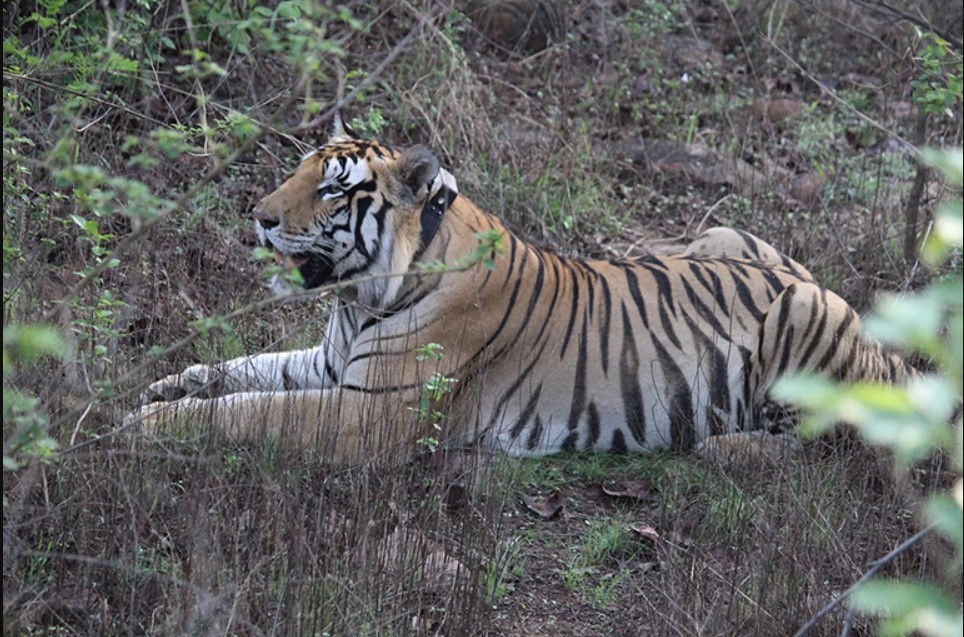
[253,115,458,304]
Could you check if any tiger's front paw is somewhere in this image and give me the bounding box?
[140,364,223,405]
[125,397,207,435]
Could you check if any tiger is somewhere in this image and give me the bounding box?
[131,115,915,464]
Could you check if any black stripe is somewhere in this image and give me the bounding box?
[680,277,730,341]
[567,307,588,432]
[681,312,730,435]
[767,284,799,364]
[561,430,579,452]
[324,359,339,384]
[642,262,677,318]
[815,307,856,372]
[738,345,753,431]
[688,262,729,316]
[651,335,695,451]
[282,361,297,390]
[598,271,612,375]
[656,283,682,350]
[538,255,564,341]
[619,303,647,445]
[759,267,788,300]
[351,196,375,259]
[502,232,520,288]
[735,228,760,256]
[487,339,551,428]
[526,414,545,451]
[341,382,422,394]
[610,428,628,453]
[774,324,796,376]
[560,260,581,358]
[795,289,829,371]
[728,270,765,322]
[510,382,543,440]
[621,265,650,329]
[586,402,601,449]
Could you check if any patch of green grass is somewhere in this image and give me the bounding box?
[578,517,637,564]
[484,536,524,605]
[555,515,649,609]
[643,456,767,536]
[589,571,628,611]
[493,455,568,491]
[501,450,687,490]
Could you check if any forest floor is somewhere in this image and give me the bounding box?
[3,0,962,635]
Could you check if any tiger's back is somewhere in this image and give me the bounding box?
[409,197,814,455]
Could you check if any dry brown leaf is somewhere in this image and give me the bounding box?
[630,523,661,542]
[599,480,653,501]
[521,490,566,520]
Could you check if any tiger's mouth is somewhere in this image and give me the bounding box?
[276,251,334,290]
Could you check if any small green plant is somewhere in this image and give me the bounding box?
[556,516,643,608]
[412,343,458,453]
[589,572,627,611]
[483,536,523,606]
[3,324,66,470]
[349,109,387,138]
[415,228,507,274]
[500,456,568,491]
[774,148,962,637]
[911,32,963,119]
[558,556,591,591]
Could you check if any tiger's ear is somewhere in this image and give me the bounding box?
[330,112,359,142]
[392,145,439,205]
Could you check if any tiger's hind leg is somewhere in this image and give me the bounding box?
[684,227,813,281]
[688,229,819,466]
[697,280,912,467]
[750,281,915,428]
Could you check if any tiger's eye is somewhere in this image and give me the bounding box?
[318,184,343,199]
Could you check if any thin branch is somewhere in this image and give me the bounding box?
[846,0,964,53]
[763,30,920,159]
[903,112,929,265]
[1,72,171,129]
[792,522,938,636]
[11,11,436,329]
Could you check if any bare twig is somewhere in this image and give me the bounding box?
[792,522,937,637]
[903,112,929,265]
[6,11,436,330]
[763,32,919,158]
[845,0,964,53]
[0,72,171,129]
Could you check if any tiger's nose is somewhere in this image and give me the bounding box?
[253,206,279,230]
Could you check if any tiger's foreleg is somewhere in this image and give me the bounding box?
[140,347,331,403]
[128,387,420,465]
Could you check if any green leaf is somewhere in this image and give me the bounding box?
[70,214,98,236]
[921,148,963,186]
[851,579,960,637]
[770,373,840,408]
[906,375,959,427]
[4,325,66,364]
[864,293,944,353]
[927,491,963,554]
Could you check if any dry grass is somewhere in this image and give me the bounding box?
[3,0,961,635]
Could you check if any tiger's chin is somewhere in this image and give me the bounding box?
[290,253,335,289]
[267,251,335,295]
